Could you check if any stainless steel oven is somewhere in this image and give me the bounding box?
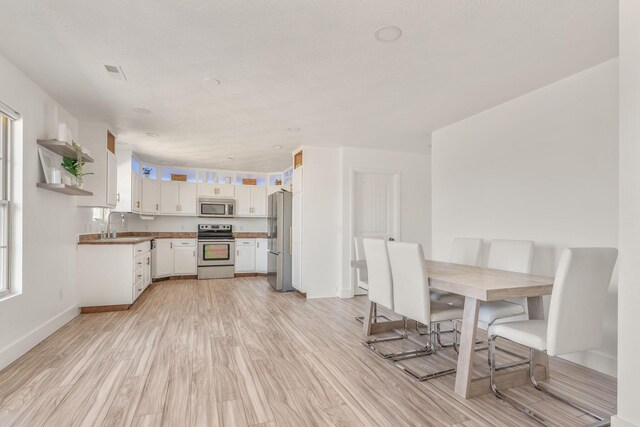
[197,198,235,218]
[197,224,235,279]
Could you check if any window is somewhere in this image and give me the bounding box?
[0,113,12,298]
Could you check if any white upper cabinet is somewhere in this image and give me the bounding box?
[293,166,303,194]
[179,183,197,215]
[161,181,196,215]
[131,173,141,213]
[77,123,118,208]
[236,185,267,216]
[197,183,235,198]
[160,181,180,214]
[141,179,160,214]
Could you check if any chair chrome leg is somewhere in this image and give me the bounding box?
[363,317,424,359]
[391,322,458,381]
[528,349,608,424]
[488,337,610,427]
[355,314,391,324]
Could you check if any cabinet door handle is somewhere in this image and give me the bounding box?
[257,241,259,249]
[156,203,159,211]
[237,249,239,256]
[146,258,150,265]
[137,274,142,278]
[117,193,120,202]
[137,201,140,208]
[170,242,173,249]
[193,250,195,257]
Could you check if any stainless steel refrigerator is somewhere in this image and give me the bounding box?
[267,191,294,291]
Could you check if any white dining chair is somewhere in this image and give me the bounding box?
[478,239,535,326]
[488,247,617,426]
[433,238,482,303]
[386,241,464,381]
[361,238,406,358]
[354,237,391,324]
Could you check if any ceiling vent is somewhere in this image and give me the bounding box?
[104,64,127,81]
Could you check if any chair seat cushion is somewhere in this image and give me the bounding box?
[433,291,465,305]
[478,301,525,325]
[488,320,547,351]
[430,301,464,322]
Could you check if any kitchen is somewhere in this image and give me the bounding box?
[74,144,298,311]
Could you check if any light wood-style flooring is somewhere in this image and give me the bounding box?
[0,278,616,426]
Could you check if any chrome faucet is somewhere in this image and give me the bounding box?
[106,211,125,239]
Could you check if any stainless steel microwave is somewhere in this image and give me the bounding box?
[197,198,235,218]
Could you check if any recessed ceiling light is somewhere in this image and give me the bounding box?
[203,77,221,87]
[146,133,159,138]
[226,156,235,160]
[374,25,402,42]
[272,145,282,149]
[287,127,301,133]
[134,108,151,114]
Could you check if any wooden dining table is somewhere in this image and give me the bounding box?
[350,259,554,399]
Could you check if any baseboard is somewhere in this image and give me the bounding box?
[234,273,268,277]
[80,304,131,313]
[0,305,79,371]
[611,415,638,427]
[337,287,353,298]
[560,349,617,377]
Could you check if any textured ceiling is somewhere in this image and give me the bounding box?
[0,0,618,171]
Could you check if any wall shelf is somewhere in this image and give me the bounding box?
[37,183,93,196]
[37,139,94,163]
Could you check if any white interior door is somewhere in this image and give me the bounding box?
[352,170,398,295]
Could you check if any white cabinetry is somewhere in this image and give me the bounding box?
[173,239,197,275]
[235,239,256,273]
[161,182,197,215]
[77,123,118,208]
[153,239,173,278]
[107,151,118,206]
[141,179,160,214]
[256,238,268,273]
[292,192,303,291]
[293,166,303,194]
[78,240,151,308]
[197,183,235,198]
[236,186,267,216]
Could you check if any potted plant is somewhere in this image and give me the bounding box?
[61,142,93,188]
[142,167,152,178]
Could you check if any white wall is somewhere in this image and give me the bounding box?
[431,59,619,376]
[124,214,267,233]
[299,145,341,298]
[614,1,640,425]
[0,53,93,370]
[338,146,430,297]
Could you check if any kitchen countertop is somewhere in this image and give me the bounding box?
[78,231,268,244]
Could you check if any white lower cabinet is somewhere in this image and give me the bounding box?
[78,241,151,307]
[234,238,268,274]
[256,238,268,273]
[173,239,197,275]
[153,239,173,278]
[235,239,256,273]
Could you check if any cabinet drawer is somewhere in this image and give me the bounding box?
[173,239,196,247]
[236,238,256,246]
[134,255,145,272]
[132,279,144,301]
[134,241,150,255]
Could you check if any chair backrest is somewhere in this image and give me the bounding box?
[362,238,394,310]
[353,236,368,286]
[450,238,483,266]
[547,248,617,356]
[387,241,431,325]
[487,239,535,274]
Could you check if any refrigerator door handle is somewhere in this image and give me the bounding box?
[289,226,293,255]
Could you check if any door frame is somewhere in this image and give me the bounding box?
[347,167,401,297]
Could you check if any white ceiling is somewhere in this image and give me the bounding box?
[0,0,618,171]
